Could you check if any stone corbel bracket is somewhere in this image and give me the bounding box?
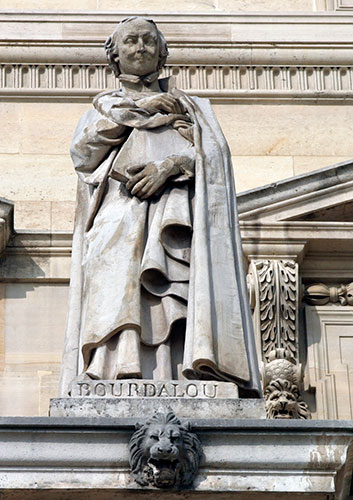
[0,198,14,255]
[249,259,299,363]
[248,259,310,419]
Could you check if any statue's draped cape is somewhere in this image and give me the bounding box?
[59,80,261,397]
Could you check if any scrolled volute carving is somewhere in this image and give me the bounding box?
[263,349,310,420]
[129,409,203,489]
[304,282,353,306]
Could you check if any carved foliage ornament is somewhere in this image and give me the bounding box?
[251,260,298,362]
[129,409,203,489]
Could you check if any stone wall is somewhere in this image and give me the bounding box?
[0,0,320,12]
[1,11,353,233]
[4,101,353,232]
[2,0,353,12]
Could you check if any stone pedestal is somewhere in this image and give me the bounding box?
[49,379,266,419]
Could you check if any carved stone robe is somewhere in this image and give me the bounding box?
[59,79,261,397]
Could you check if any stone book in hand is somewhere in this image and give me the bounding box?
[109,126,193,184]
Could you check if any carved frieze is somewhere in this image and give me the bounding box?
[2,63,353,100]
[129,409,202,489]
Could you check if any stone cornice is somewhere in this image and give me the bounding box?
[0,416,351,496]
[2,11,353,23]
[1,12,353,101]
[237,159,353,220]
[1,415,353,432]
[2,12,353,63]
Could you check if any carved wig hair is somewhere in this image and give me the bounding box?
[105,16,169,77]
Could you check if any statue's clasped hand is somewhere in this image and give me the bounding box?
[126,155,191,200]
[136,93,185,116]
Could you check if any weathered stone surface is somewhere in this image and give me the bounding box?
[49,397,265,419]
[232,155,294,192]
[0,283,67,416]
[99,0,315,11]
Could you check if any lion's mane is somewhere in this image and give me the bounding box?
[129,409,202,489]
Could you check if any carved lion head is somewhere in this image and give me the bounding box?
[265,379,310,420]
[129,409,203,489]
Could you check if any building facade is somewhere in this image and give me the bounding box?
[1,1,353,498]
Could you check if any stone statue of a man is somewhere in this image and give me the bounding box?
[60,16,261,397]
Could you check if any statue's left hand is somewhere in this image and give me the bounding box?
[126,157,182,199]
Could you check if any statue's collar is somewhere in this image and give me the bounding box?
[93,75,178,106]
[119,72,160,85]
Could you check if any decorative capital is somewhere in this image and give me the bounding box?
[129,409,203,489]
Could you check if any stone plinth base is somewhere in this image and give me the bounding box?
[50,378,265,419]
[50,397,265,419]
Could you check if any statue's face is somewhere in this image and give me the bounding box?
[116,18,159,76]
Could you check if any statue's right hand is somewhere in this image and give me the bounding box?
[126,157,181,199]
[136,94,184,115]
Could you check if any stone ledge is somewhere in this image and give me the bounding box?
[0,493,334,500]
[1,416,353,431]
[0,418,352,497]
[237,159,353,218]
